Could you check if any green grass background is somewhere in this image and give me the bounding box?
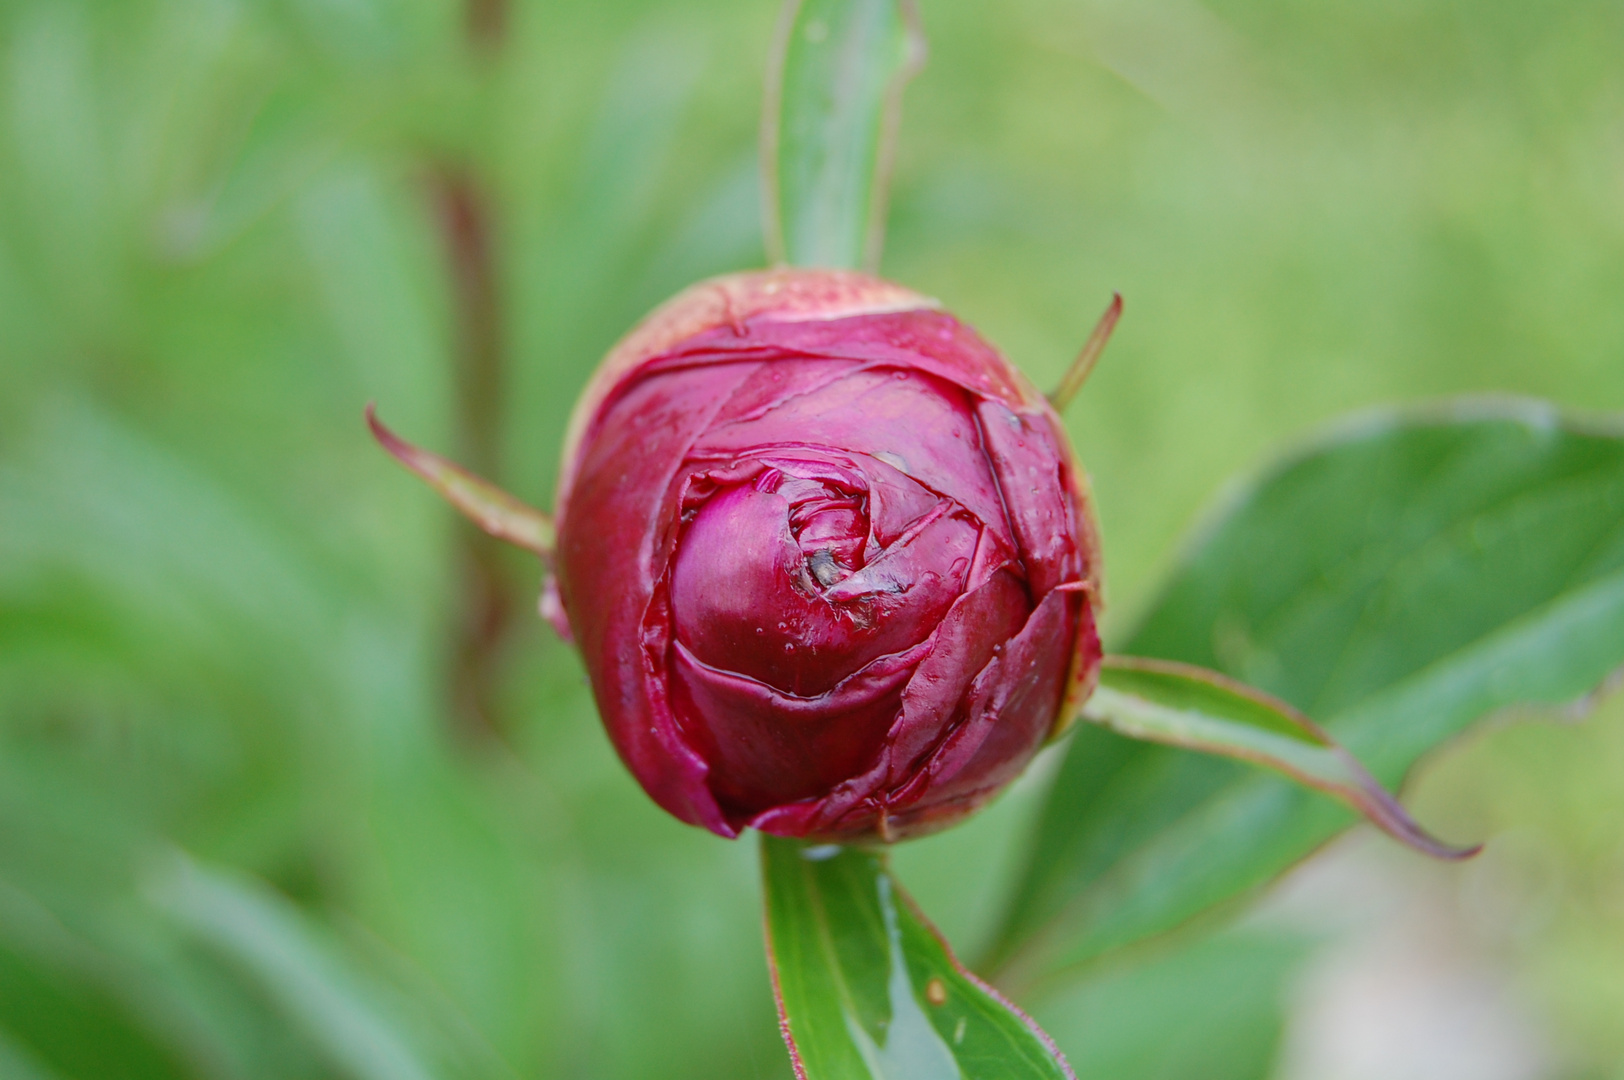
[1,0,1622,1076]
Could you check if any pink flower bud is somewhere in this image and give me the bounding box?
[553,269,1101,841]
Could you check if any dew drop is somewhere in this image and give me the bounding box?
[875,450,910,473]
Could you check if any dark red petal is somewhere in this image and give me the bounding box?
[744,565,1030,840]
[883,551,1029,775]
[670,484,977,697]
[691,365,1015,556]
[671,640,929,817]
[855,452,941,547]
[975,399,1085,598]
[701,354,868,429]
[890,587,1090,833]
[558,361,765,836]
[654,307,1037,413]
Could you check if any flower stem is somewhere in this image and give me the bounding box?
[435,166,515,742]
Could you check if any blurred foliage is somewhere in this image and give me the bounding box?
[0,0,1620,1077]
[1413,689,1624,1078]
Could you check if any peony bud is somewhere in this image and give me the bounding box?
[551,269,1102,841]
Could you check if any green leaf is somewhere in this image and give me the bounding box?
[761,836,1072,1080]
[762,0,925,270]
[1080,656,1477,861]
[988,400,1624,992]
[1033,929,1306,1080]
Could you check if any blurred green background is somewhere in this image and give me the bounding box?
[1,0,1622,1077]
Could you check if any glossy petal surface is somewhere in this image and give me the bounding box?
[554,269,1101,839]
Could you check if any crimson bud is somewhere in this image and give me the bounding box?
[551,269,1102,841]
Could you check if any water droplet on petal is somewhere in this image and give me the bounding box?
[875,450,910,473]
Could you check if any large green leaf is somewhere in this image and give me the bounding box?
[987,400,1624,992]
[762,0,925,269]
[1033,928,1306,1080]
[762,836,1072,1080]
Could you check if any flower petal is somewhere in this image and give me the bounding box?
[671,640,928,818]
[559,361,765,835]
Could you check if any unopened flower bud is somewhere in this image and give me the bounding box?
[551,269,1102,841]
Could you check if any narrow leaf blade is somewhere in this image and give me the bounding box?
[1081,656,1477,861]
[150,855,448,1080]
[988,400,1624,989]
[763,0,925,270]
[762,836,1073,1080]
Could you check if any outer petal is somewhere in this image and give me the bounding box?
[890,588,1092,831]
[671,640,929,820]
[747,576,1095,842]
[557,269,935,524]
[652,306,1039,414]
[558,361,764,834]
[746,561,1030,840]
[974,399,1085,599]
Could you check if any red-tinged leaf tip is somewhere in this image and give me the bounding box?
[365,404,556,558]
[1048,293,1123,413]
[1334,753,1483,861]
[1083,655,1480,863]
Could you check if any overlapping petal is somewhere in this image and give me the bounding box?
[555,269,1103,841]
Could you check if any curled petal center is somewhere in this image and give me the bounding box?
[669,458,979,698]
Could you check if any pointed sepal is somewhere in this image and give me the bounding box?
[1048,293,1122,412]
[366,404,555,558]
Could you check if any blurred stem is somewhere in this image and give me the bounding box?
[434,168,514,743]
[424,1,515,743]
[465,0,507,49]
